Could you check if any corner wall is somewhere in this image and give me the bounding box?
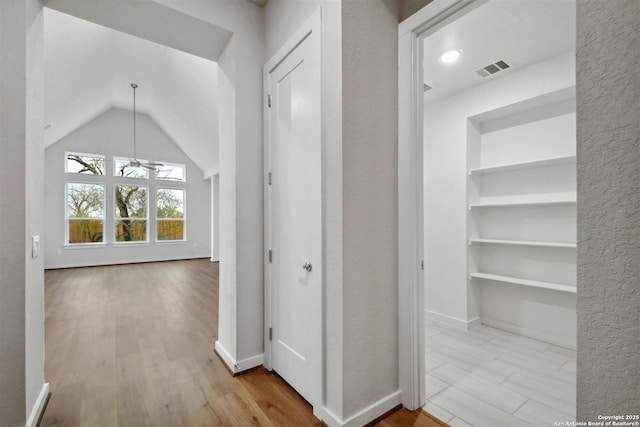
[576,0,640,419]
[0,0,46,425]
[341,0,400,419]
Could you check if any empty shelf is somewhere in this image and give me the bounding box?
[469,238,576,248]
[469,155,576,175]
[469,196,576,208]
[470,272,576,293]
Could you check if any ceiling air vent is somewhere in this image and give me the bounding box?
[475,59,511,78]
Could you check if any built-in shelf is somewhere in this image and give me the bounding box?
[469,195,576,208]
[470,272,576,293]
[469,238,576,248]
[469,155,576,175]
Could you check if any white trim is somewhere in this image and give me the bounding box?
[481,317,577,351]
[210,258,219,262]
[313,391,402,427]
[398,0,484,410]
[44,254,211,270]
[26,382,49,427]
[214,340,264,374]
[215,340,237,373]
[425,309,481,331]
[237,353,264,372]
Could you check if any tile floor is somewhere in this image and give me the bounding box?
[423,320,576,427]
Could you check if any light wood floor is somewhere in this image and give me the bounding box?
[42,259,443,427]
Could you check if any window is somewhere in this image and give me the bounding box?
[114,157,149,179]
[157,188,185,241]
[115,185,148,242]
[156,162,186,182]
[66,182,105,244]
[66,152,104,175]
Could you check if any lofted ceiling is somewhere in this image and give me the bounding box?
[44,7,219,176]
[423,0,576,103]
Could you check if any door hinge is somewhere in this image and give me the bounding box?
[268,172,272,186]
[268,327,273,341]
[268,249,272,263]
[267,94,272,108]
[421,260,424,270]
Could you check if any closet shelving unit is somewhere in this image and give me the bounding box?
[467,114,577,300]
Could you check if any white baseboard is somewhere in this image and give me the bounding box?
[210,258,219,262]
[314,390,402,427]
[26,382,49,427]
[481,317,576,350]
[45,254,211,270]
[425,309,481,331]
[214,341,264,375]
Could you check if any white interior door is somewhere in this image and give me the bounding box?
[265,12,322,406]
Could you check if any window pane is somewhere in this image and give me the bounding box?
[67,183,104,218]
[157,189,184,218]
[68,219,103,243]
[115,186,147,218]
[157,220,184,241]
[114,157,149,179]
[66,153,104,175]
[156,163,185,181]
[115,220,147,242]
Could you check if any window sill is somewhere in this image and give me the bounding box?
[155,240,188,245]
[112,241,150,247]
[64,243,107,249]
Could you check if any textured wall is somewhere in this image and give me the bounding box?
[342,0,400,418]
[577,0,640,419]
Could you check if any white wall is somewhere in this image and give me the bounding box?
[0,0,46,425]
[423,51,575,325]
[44,108,211,268]
[576,0,640,419]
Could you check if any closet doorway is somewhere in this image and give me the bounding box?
[399,0,577,425]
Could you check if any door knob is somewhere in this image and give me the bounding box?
[302,261,312,272]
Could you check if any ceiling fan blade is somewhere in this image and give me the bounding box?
[139,163,158,170]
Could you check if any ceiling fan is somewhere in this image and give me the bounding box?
[129,83,163,170]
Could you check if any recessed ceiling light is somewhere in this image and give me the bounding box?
[440,50,460,63]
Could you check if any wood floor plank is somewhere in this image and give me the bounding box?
[41,259,435,427]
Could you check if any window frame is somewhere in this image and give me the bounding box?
[113,184,150,245]
[65,151,106,176]
[113,156,150,180]
[65,180,106,246]
[155,162,186,182]
[156,186,187,242]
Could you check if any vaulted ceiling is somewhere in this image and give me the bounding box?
[44,7,219,177]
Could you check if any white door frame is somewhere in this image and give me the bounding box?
[263,8,323,408]
[397,0,483,410]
